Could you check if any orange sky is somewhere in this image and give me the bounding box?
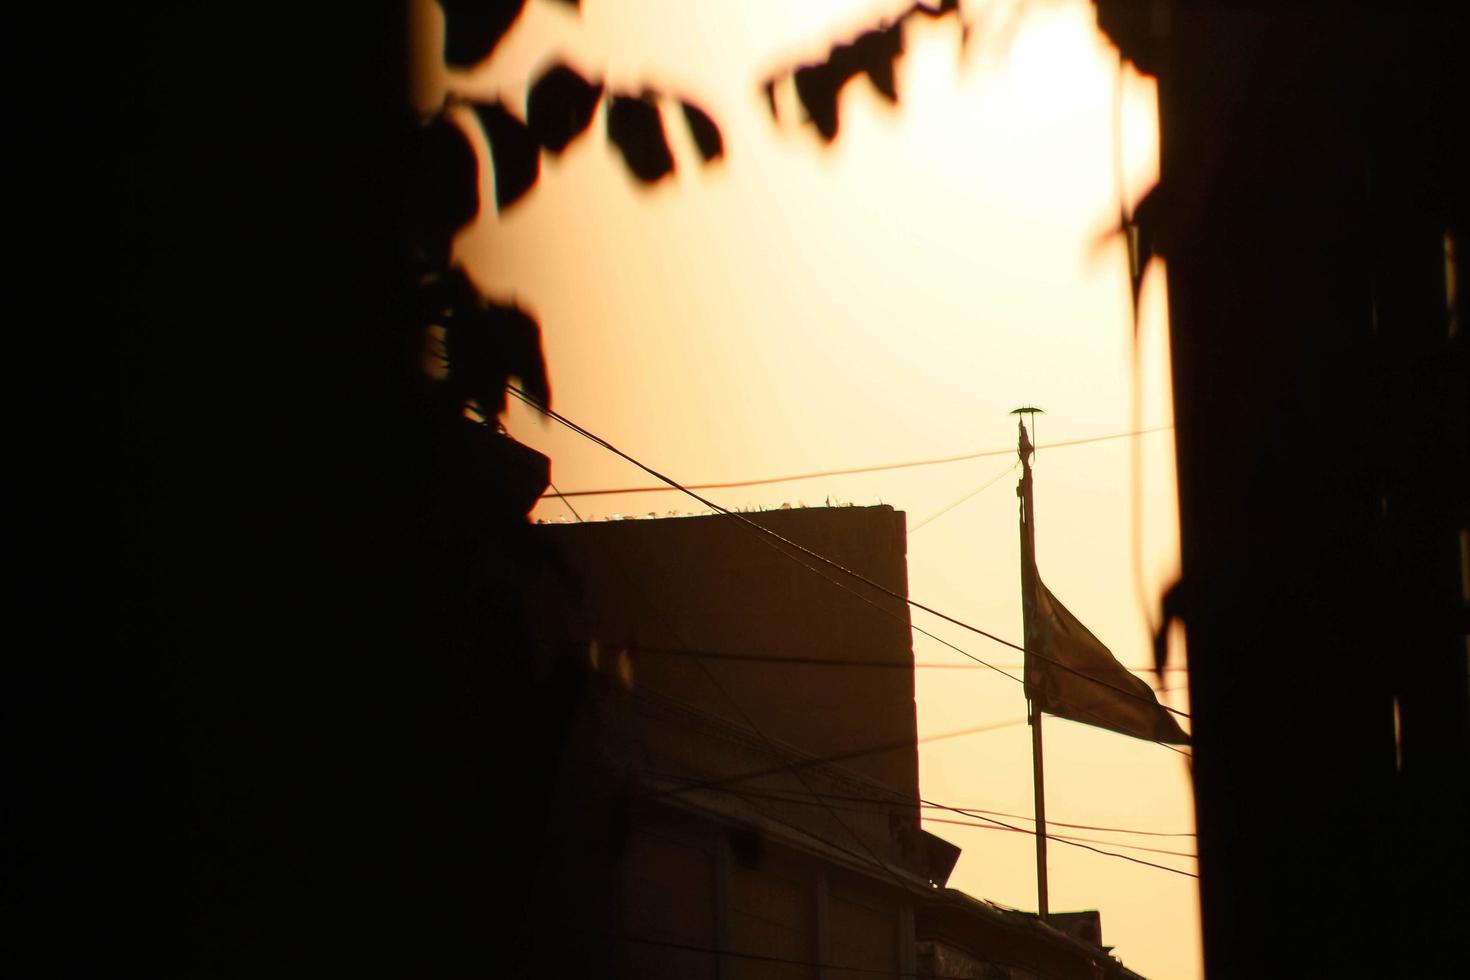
[415,1,1199,976]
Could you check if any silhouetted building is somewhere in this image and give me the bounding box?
[534,505,1145,979]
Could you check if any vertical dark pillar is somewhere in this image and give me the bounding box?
[1096,4,1469,976]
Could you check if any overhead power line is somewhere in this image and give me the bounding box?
[921,817,1196,860]
[634,644,1184,692]
[918,797,1197,878]
[688,779,1197,858]
[930,803,1194,839]
[540,425,1172,499]
[528,403,1196,890]
[628,690,1198,877]
[828,791,1199,841]
[648,716,1028,803]
[907,461,1018,534]
[646,775,1198,879]
[650,772,1196,840]
[704,776,1197,840]
[552,484,918,898]
[511,387,1191,732]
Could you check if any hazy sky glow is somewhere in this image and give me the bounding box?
[416,1,1199,975]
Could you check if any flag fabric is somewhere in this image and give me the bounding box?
[1022,569,1191,744]
[1016,426,1189,744]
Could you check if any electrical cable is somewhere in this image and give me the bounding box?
[548,473,920,899]
[920,818,1196,860]
[630,705,1201,876]
[578,675,1196,879]
[547,480,585,523]
[540,426,1171,499]
[633,643,1183,692]
[907,461,1019,534]
[522,401,1194,884]
[657,775,1199,858]
[644,775,1198,877]
[923,802,1197,879]
[689,652,921,898]
[511,386,1191,727]
[519,393,1194,764]
[648,716,1026,802]
[931,804,1195,839]
[581,464,1194,761]
[649,773,1195,840]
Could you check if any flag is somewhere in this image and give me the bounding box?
[1022,568,1191,744]
[1017,421,1189,744]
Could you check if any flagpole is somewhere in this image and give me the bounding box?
[1031,689,1050,922]
[1013,408,1048,921]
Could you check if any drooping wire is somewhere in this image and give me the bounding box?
[540,427,1171,499]
[510,386,1191,727]
[633,644,1182,692]
[651,772,1200,859]
[656,523,1195,761]
[547,471,921,898]
[686,646,923,897]
[517,423,1195,868]
[907,461,1019,534]
[643,775,1198,878]
[930,803,1194,839]
[648,717,1025,802]
[923,799,1197,879]
[647,773,1198,844]
[921,817,1196,860]
[633,709,1200,874]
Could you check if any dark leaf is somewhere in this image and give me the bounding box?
[405,120,480,270]
[439,0,526,70]
[472,101,541,210]
[495,302,552,414]
[777,8,920,141]
[825,37,866,83]
[852,26,904,103]
[680,101,724,162]
[444,300,550,417]
[527,63,603,154]
[794,62,842,141]
[606,94,675,183]
[793,26,904,141]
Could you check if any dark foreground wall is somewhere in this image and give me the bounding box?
[1098,4,1470,976]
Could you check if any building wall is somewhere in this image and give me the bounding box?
[536,505,1137,979]
[607,803,919,979]
[537,505,918,801]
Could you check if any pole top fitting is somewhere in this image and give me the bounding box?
[1010,406,1043,462]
